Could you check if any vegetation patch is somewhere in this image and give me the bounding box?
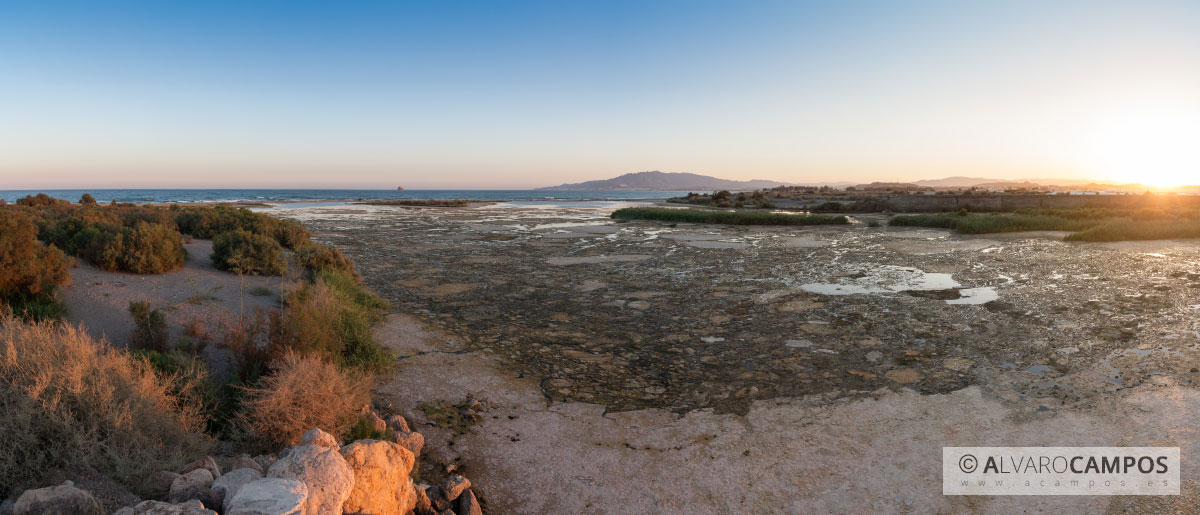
[613,207,849,226]
[0,315,211,498]
[891,207,1200,242]
[272,270,392,369]
[237,350,371,447]
[212,229,287,276]
[0,211,71,320]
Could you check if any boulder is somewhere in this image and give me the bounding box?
[384,415,410,433]
[392,430,425,458]
[212,468,262,514]
[13,481,102,515]
[339,440,417,515]
[299,428,340,448]
[411,484,434,515]
[231,456,264,475]
[179,457,221,479]
[168,469,217,508]
[441,475,471,502]
[112,500,217,515]
[225,479,307,515]
[267,445,353,515]
[458,489,482,515]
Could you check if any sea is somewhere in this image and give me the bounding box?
[0,189,691,205]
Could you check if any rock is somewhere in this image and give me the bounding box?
[441,475,471,502]
[884,368,922,384]
[425,486,449,512]
[225,479,307,515]
[13,481,102,515]
[267,445,354,515]
[942,357,974,372]
[339,440,417,515]
[147,471,182,500]
[411,484,434,515]
[179,457,221,479]
[385,415,410,433]
[168,469,217,508]
[458,489,482,515]
[212,468,262,514]
[112,500,217,515]
[252,456,276,474]
[231,456,264,475]
[392,430,425,458]
[299,428,340,448]
[364,411,387,433]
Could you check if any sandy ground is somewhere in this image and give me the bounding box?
[375,313,1200,514]
[60,239,291,366]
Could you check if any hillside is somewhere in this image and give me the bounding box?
[538,171,795,191]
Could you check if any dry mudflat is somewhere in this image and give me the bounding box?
[267,203,1200,513]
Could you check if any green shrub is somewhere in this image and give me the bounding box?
[272,270,390,369]
[0,211,72,320]
[79,193,97,204]
[611,207,849,226]
[129,301,168,352]
[94,222,187,274]
[176,206,310,249]
[15,193,68,207]
[294,242,359,281]
[212,230,287,276]
[347,413,393,442]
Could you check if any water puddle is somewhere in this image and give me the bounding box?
[799,266,1000,305]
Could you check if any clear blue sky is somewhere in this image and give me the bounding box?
[2,1,1198,188]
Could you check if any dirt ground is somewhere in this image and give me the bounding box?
[60,239,291,369]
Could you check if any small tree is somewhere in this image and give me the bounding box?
[80,193,97,204]
[129,301,168,352]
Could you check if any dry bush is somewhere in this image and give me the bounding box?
[184,315,211,341]
[237,350,371,448]
[0,316,211,497]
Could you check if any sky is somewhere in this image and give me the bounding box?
[1,0,1198,189]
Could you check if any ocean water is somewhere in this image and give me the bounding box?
[0,189,692,204]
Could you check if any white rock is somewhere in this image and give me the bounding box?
[226,479,307,515]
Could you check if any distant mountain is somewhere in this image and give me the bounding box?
[913,176,1106,188]
[538,171,797,191]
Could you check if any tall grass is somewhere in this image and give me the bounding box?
[890,209,1200,242]
[889,213,1104,234]
[612,207,848,226]
[0,316,211,497]
[1065,219,1200,242]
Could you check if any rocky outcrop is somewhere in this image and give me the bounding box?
[112,500,216,515]
[339,440,417,515]
[212,468,262,513]
[267,444,354,515]
[225,479,308,515]
[13,481,102,515]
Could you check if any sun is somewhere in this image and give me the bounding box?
[1086,104,1200,187]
